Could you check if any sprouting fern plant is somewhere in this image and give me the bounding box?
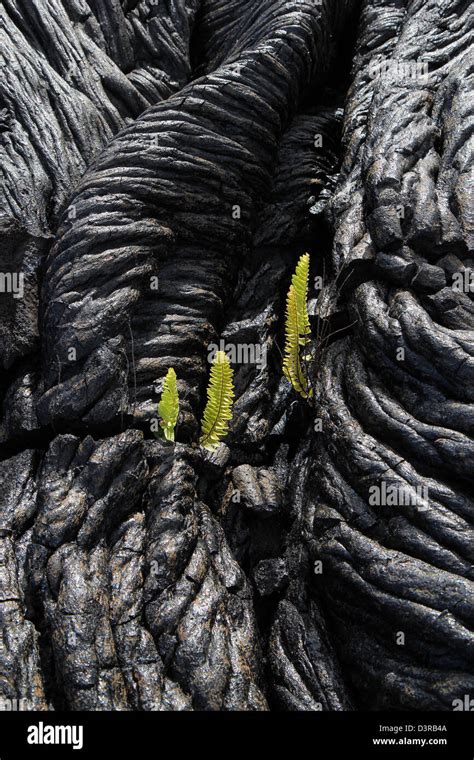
[283,285,312,398]
[158,367,179,441]
[283,253,313,399]
[200,351,235,450]
[291,253,311,346]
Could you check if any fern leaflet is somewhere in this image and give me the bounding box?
[200,351,235,450]
[291,252,311,346]
[158,367,179,441]
[282,253,312,398]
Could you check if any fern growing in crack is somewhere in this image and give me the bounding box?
[200,351,235,450]
[158,367,179,441]
[291,252,311,346]
[283,253,312,399]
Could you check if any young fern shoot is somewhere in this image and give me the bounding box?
[158,367,179,441]
[283,285,312,398]
[200,351,235,450]
[292,253,312,347]
[283,253,313,399]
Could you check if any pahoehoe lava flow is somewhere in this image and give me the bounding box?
[0,0,473,712]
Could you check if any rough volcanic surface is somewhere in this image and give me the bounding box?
[0,0,473,712]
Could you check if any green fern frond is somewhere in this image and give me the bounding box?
[291,253,311,346]
[282,253,313,398]
[200,351,235,450]
[158,367,179,441]
[283,285,311,398]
